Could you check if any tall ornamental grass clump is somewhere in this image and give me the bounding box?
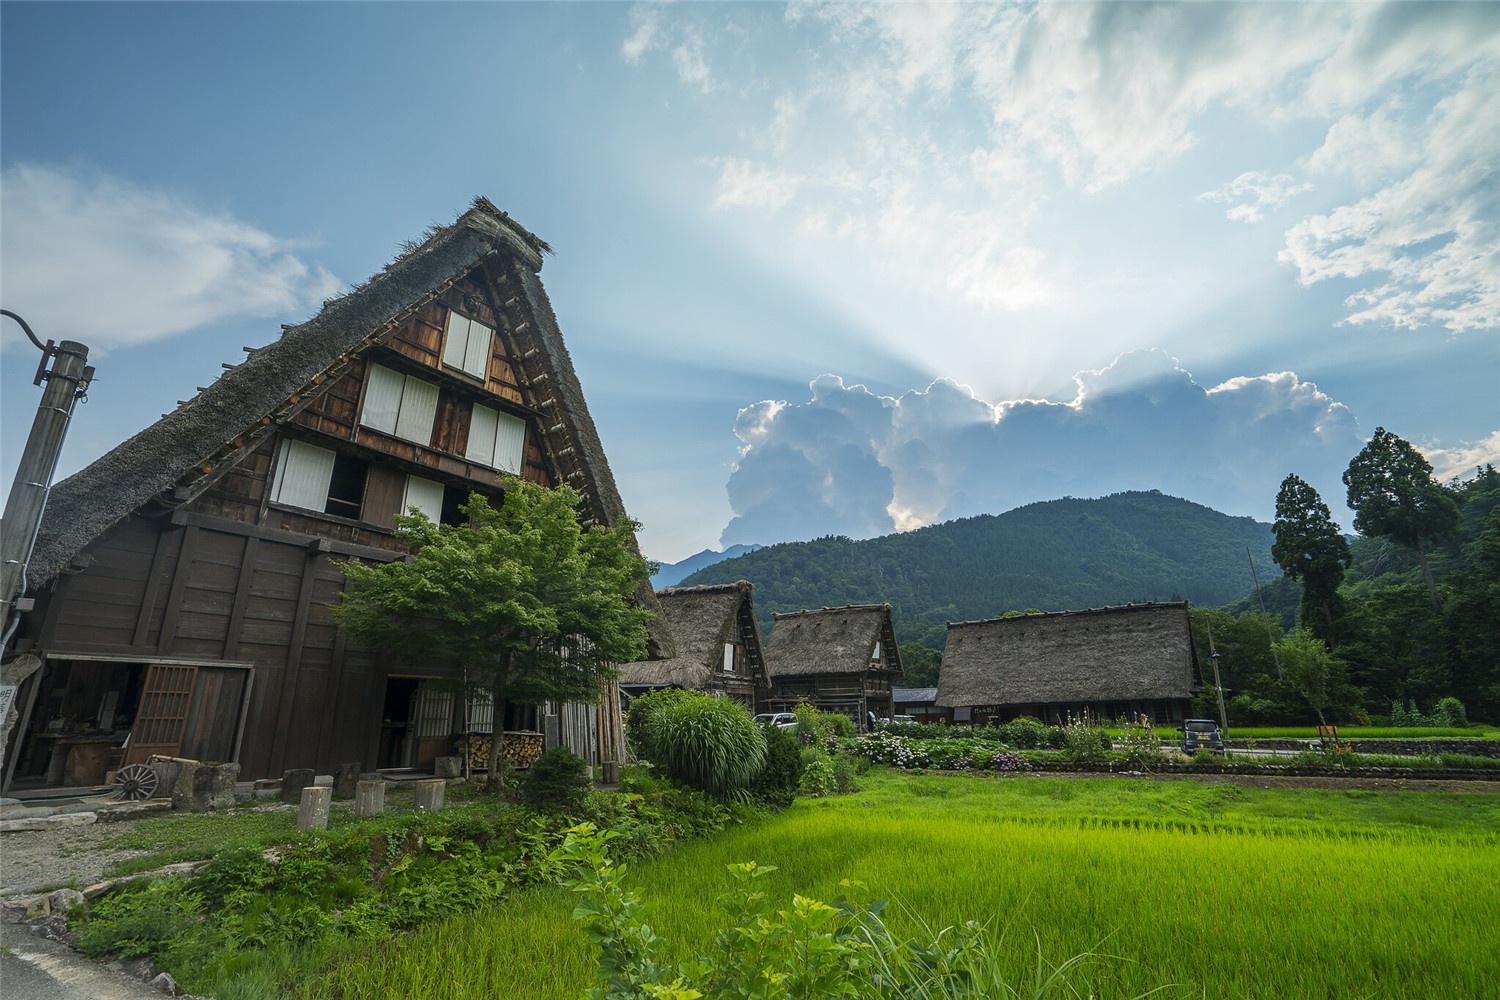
[626,689,766,799]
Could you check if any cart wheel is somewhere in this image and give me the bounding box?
[112,763,158,801]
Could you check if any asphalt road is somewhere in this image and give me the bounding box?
[0,923,165,1000]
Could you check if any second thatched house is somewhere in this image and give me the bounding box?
[762,604,904,729]
[935,602,1198,726]
[617,581,768,708]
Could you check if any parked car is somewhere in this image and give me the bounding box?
[1181,719,1226,755]
[753,712,797,730]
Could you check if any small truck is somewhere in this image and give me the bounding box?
[1181,719,1226,755]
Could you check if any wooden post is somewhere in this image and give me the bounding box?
[355,779,386,817]
[297,785,331,832]
[281,768,315,803]
[413,778,445,813]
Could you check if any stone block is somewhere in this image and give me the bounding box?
[355,779,386,817]
[433,755,462,779]
[413,778,445,813]
[172,762,239,812]
[333,762,361,799]
[47,888,86,915]
[297,786,332,832]
[281,768,315,803]
[0,811,97,833]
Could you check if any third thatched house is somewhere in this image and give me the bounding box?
[762,603,904,729]
[935,602,1198,726]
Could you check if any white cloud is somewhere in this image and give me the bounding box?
[720,349,1367,546]
[627,2,1500,335]
[1423,430,1500,482]
[621,6,660,64]
[0,164,341,352]
[1199,171,1313,224]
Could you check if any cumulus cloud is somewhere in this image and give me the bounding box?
[0,164,341,352]
[1199,171,1313,224]
[1423,430,1500,482]
[720,350,1369,547]
[626,2,1500,334]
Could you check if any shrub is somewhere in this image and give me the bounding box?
[794,701,855,740]
[1432,697,1469,728]
[798,749,836,797]
[748,723,803,808]
[624,687,692,762]
[519,746,592,814]
[74,879,202,959]
[638,691,767,799]
[1062,714,1111,763]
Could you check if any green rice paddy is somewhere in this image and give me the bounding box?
[306,771,1500,1000]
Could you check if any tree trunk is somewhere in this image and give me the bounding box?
[485,656,511,793]
[1415,537,1440,608]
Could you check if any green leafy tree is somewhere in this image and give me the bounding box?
[1272,473,1352,641]
[896,642,941,687]
[1343,428,1460,606]
[1443,507,1500,720]
[332,483,653,788]
[1275,628,1357,730]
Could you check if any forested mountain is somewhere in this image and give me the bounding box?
[679,490,1277,650]
[650,544,761,588]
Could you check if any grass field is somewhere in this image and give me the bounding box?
[1136,725,1497,740]
[306,771,1500,1000]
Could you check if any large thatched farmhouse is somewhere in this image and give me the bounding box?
[1,198,673,795]
[762,604,904,728]
[618,581,769,708]
[935,602,1198,726]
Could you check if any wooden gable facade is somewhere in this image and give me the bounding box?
[2,199,670,793]
[618,581,768,708]
[762,603,904,730]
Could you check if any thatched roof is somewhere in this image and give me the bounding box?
[26,196,673,656]
[618,581,765,690]
[766,603,904,679]
[935,602,1196,708]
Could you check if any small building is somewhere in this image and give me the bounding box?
[935,602,1197,726]
[891,686,950,724]
[1,198,672,794]
[618,581,768,709]
[762,604,904,729]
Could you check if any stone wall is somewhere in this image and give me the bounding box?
[1223,738,1500,758]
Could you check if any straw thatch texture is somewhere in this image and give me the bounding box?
[766,604,903,679]
[25,198,670,657]
[935,603,1196,708]
[619,582,764,690]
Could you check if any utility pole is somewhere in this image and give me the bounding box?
[1,312,91,783]
[1246,546,1283,680]
[1204,615,1229,740]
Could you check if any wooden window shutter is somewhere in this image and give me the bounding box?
[463,320,492,378]
[442,312,472,370]
[394,376,439,445]
[493,411,527,473]
[466,404,499,466]
[272,439,336,511]
[124,664,199,765]
[361,364,405,435]
[403,475,444,522]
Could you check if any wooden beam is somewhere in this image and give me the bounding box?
[131,525,175,647]
[222,536,259,661]
[267,549,323,775]
[155,526,200,656]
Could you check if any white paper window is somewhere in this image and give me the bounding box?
[465,403,527,472]
[360,364,439,446]
[403,475,445,522]
[872,641,882,661]
[271,439,336,511]
[723,642,736,672]
[442,311,493,379]
[415,685,454,739]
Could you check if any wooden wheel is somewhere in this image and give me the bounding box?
[112,763,158,800]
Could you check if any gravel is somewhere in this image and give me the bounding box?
[0,820,152,895]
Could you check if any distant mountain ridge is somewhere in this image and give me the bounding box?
[677,491,1278,649]
[650,544,762,588]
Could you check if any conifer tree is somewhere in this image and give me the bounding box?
[1343,428,1458,607]
[1272,473,1351,640]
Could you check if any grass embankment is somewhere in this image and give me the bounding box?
[308,770,1500,1000]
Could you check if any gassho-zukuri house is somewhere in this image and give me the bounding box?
[762,603,904,729]
[1,197,676,796]
[617,581,769,709]
[935,602,1199,726]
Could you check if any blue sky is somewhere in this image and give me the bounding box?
[3,2,1497,562]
